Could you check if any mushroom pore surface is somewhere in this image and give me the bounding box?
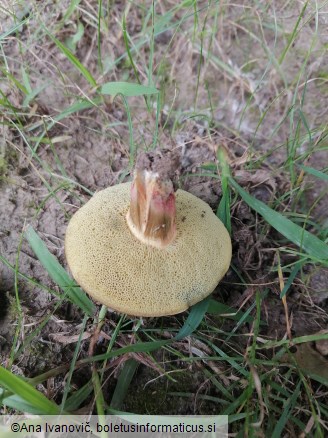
[65,182,232,317]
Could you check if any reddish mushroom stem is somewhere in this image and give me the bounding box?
[126,151,178,248]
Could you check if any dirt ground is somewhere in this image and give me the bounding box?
[0,0,327,422]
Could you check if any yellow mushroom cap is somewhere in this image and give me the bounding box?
[65,182,232,317]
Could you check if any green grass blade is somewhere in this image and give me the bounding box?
[272,381,301,436]
[100,82,158,97]
[299,164,328,182]
[255,332,328,351]
[0,366,60,414]
[217,148,231,234]
[84,340,170,364]
[229,178,328,262]
[24,226,96,316]
[151,92,160,149]
[147,1,155,90]
[60,315,89,412]
[207,299,253,324]
[222,388,250,416]
[53,98,101,122]
[62,0,82,22]
[97,0,103,72]
[92,369,106,418]
[22,81,50,108]
[175,297,210,341]
[278,1,308,65]
[0,16,30,40]
[34,99,98,133]
[210,344,248,378]
[63,382,93,411]
[110,359,139,410]
[28,99,102,153]
[0,391,47,415]
[1,68,27,94]
[117,94,135,165]
[65,20,84,52]
[280,262,302,298]
[20,66,32,94]
[305,372,328,386]
[44,28,97,87]
[122,14,141,84]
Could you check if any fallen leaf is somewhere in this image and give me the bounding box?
[49,332,91,345]
[284,330,328,380]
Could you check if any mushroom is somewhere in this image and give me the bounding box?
[65,150,232,317]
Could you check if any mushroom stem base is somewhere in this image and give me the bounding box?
[126,210,174,249]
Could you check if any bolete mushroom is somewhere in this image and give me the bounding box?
[65,150,232,317]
